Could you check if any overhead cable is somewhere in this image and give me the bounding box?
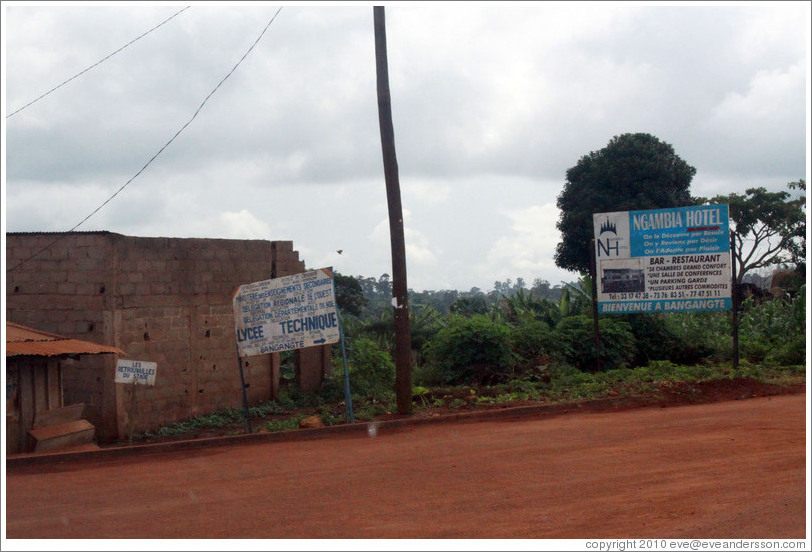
[6,6,191,119]
[7,7,285,273]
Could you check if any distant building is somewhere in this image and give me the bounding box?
[6,232,330,443]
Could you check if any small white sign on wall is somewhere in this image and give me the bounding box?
[115,359,158,385]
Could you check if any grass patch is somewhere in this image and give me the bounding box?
[132,361,804,443]
[264,416,305,432]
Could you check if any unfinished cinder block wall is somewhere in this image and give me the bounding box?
[5,232,331,442]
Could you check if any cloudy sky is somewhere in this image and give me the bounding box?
[2,1,809,292]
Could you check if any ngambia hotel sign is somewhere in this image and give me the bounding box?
[593,204,732,314]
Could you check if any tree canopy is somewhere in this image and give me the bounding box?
[333,272,368,317]
[707,180,806,285]
[555,133,696,274]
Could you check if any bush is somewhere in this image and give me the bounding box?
[320,337,396,405]
[551,315,636,372]
[617,313,679,366]
[412,362,445,387]
[510,320,554,375]
[424,315,515,385]
[344,336,396,401]
[342,337,395,400]
[662,311,731,364]
[765,334,806,366]
[739,290,806,365]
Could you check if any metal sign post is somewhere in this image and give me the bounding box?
[589,239,602,372]
[331,279,355,424]
[235,348,253,434]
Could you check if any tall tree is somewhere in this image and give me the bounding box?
[449,296,489,317]
[786,178,806,275]
[707,181,805,371]
[708,181,806,285]
[555,133,696,275]
[333,273,367,317]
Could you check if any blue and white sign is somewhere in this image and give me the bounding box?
[232,267,340,357]
[115,359,158,385]
[593,204,732,314]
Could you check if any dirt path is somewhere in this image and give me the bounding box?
[4,393,807,540]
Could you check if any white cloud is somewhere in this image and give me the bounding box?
[726,5,810,66]
[484,203,577,285]
[217,210,271,240]
[371,208,438,268]
[698,60,806,178]
[3,4,808,292]
[404,180,450,206]
[708,62,805,126]
[405,229,439,268]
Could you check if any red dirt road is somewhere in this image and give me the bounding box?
[4,393,808,540]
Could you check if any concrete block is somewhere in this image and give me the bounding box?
[75,283,96,295]
[28,419,96,453]
[33,404,85,427]
[49,271,69,283]
[75,258,101,271]
[57,282,77,294]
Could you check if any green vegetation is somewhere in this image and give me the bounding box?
[555,133,696,275]
[133,280,805,444]
[133,151,805,443]
[706,180,806,286]
[424,315,515,385]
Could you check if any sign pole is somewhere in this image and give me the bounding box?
[235,347,252,434]
[590,239,603,372]
[331,276,355,423]
[128,379,138,446]
[338,315,355,424]
[730,231,739,370]
[115,359,158,443]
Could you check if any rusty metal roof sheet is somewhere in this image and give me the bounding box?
[6,321,124,358]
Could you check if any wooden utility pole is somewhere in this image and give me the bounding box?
[374,6,412,415]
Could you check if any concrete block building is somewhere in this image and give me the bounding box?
[5,232,331,443]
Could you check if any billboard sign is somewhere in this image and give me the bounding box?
[593,204,732,314]
[232,267,340,358]
[115,359,158,385]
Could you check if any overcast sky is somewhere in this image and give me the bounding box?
[2,1,809,292]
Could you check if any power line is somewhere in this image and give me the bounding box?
[7,7,285,273]
[6,6,191,119]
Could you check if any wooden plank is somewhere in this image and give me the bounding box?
[33,403,85,428]
[47,360,62,410]
[5,363,23,455]
[18,361,35,453]
[33,363,47,415]
[28,420,96,453]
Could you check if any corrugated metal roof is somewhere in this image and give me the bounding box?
[6,321,124,358]
[6,323,66,343]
